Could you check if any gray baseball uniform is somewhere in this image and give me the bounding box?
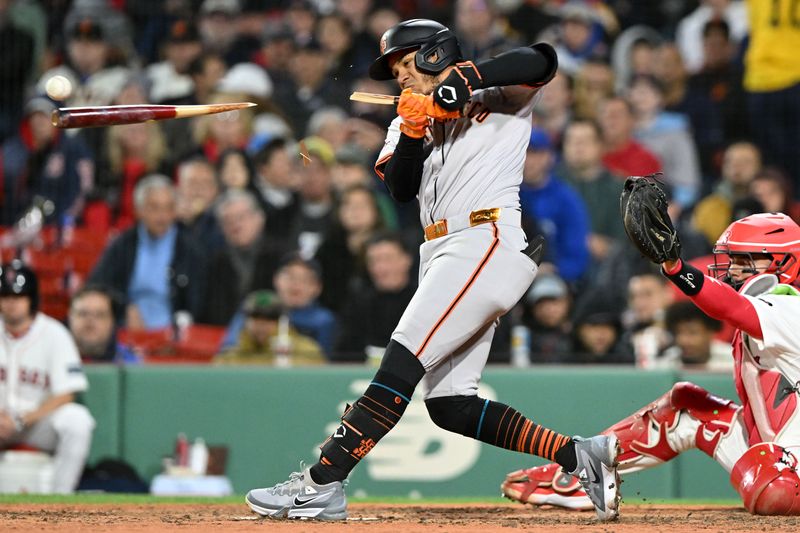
[377,87,541,399]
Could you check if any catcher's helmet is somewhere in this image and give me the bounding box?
[369,19,462,81]
[0,260,39,313]
[710,212,800,286]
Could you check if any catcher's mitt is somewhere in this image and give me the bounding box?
[620,175,681,264]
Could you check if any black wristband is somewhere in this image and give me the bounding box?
[434,62,481,111]
[663,261,704,296]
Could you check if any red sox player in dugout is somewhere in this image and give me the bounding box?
[245,18,622,522]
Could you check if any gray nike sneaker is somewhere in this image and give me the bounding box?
[568,435,621,521]
[245,466,347,520]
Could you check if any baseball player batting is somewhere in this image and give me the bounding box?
[246,18,621,521]
[503,178,800,515]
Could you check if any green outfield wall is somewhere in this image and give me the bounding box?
[82,366,740,499]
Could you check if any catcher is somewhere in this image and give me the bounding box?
[502,175,800,515]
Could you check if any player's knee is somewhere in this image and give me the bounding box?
[377,340,425,389]
[669,381,739,428]
[753,475,800,515]
[51,403,95,437]
[425,395,484,436]
[731,443,800,515]
[669,381,710,404]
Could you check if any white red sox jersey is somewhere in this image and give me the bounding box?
[377,87,540,227]
[377,87,541,400]
[0,313,87,415]
[736,289,800,447]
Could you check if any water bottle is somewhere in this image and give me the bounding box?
[273,314,292,367]
[173,310,193,342]
[175,432,189,467]
[189,437,209,476]
[511,325,531,368]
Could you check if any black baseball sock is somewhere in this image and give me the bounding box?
[310,341,424,485]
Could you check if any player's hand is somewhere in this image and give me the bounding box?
[397,88,429,138]
[433,61,482,112]
[398,89,461,137]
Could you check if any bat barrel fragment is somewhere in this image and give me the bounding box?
[350,92,399,106]
[52,102,256,129]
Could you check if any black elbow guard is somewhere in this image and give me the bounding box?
[473,43,558,90]
[527,43,558,88]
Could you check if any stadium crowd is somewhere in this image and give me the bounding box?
[1,0,797,370]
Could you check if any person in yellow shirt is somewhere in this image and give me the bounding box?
[691,141,762,244]
[745,0,800,187]
[215,290,325,366]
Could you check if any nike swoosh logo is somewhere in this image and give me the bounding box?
[293,494,321,506]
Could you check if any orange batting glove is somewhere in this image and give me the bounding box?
[397,88,430,138]
[398,89,461,138]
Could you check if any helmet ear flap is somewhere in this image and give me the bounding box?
[773,252,800,284]
[414,30,462,75]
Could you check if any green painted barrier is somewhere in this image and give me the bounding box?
[81,365,746,500]
[116,366,679,497]
[83,365,122,464]
[120,366,377,494]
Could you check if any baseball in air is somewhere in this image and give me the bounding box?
[45,75,72,100]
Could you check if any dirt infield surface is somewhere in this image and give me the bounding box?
[0,502,797,532]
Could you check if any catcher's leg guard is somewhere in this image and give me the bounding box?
[312,340,425,483]
[501,382,742,507]
[612,381,741,471]
[731,443,800,515]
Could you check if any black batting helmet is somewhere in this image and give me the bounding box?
[369,19,462,81]
[0,260,39,313]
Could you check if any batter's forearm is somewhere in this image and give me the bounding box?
[662,259,763,338]
[382,134,424,203]
[475,43,558,89]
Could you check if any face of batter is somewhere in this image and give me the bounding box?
[388,50,449,95]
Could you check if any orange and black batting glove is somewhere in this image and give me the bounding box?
[398,89,460,137]
[397,88,430,138]
[433,61,482,112]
